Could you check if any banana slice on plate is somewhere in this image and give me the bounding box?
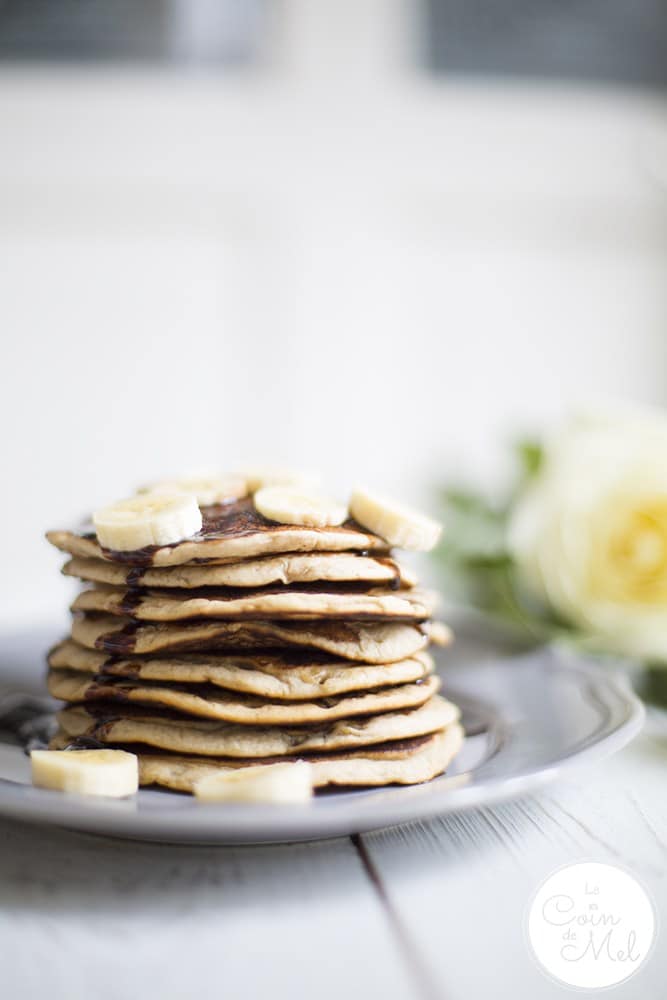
[241,468,320,493]
[31,750,138,798]
[254,486,347,528]
[138,475,247,506]
[194,762,313,804]
[93,494,202,551]
[350,488,442,551]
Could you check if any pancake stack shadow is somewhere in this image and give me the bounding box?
[46,496,463,792]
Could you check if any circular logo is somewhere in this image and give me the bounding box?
[527,862,656,990]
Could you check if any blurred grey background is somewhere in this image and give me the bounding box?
[0,0,665,83]
[0,0,665,624]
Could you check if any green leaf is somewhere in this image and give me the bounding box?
[516,439,544,480]
[430,437,613,654]
[640,666,667,708]
[433,473,568,644]
[437,487,508,563]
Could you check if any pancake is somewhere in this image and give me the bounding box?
[47,496,386,568]
[50,725,465,790]
[71,613,448,663]
[71,584,436,623]
[48,640,435,700]
[62,553,417,589]
[45,484,461,795]
[48,668,441,724]
[56,695,459,758]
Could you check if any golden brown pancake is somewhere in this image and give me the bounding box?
[62,553,416,589]
[50,725,465,790]
[56,695,459,758]
[48,668,441,725]
[45,490,462,794]
[70,613,447,663]
[70,583,436,623]
[47,497,386,567]
[49,639,435,700]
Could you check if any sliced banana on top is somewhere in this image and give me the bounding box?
[254,486,347,528]
[138,475,248,506]
[93,494,202,551]
[194,761,313,804]
[349,488,442,551]
[31,749,139,798]
[241,468,321,494]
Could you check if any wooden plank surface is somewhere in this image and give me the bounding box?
[361,728,667,999]
[0,819,417,1000]
[4,734,664,1000]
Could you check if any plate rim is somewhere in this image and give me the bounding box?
[0,645,645,844]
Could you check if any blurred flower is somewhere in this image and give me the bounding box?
[509,408,667,661]
[435,404,667,667]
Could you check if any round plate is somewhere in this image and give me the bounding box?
[0,627,644,844]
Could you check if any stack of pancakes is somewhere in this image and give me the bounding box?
[46,495,463,793]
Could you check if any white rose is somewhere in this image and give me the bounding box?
[508,407,667,661]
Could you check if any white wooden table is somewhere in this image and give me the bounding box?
[1,633,665,1000]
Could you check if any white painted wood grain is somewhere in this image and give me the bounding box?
[0,819,417,1000]
[362,732,667,999]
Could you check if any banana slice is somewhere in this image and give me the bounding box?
[194,761,313,804]
[254,486,347,528]
[138,475,247,506]
[31,749,138,798]
[350,488,442,551]
[93,494,202,551]
[241,468,320,494]
[427,621,453,646]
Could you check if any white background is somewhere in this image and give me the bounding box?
[1,0,666,623]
